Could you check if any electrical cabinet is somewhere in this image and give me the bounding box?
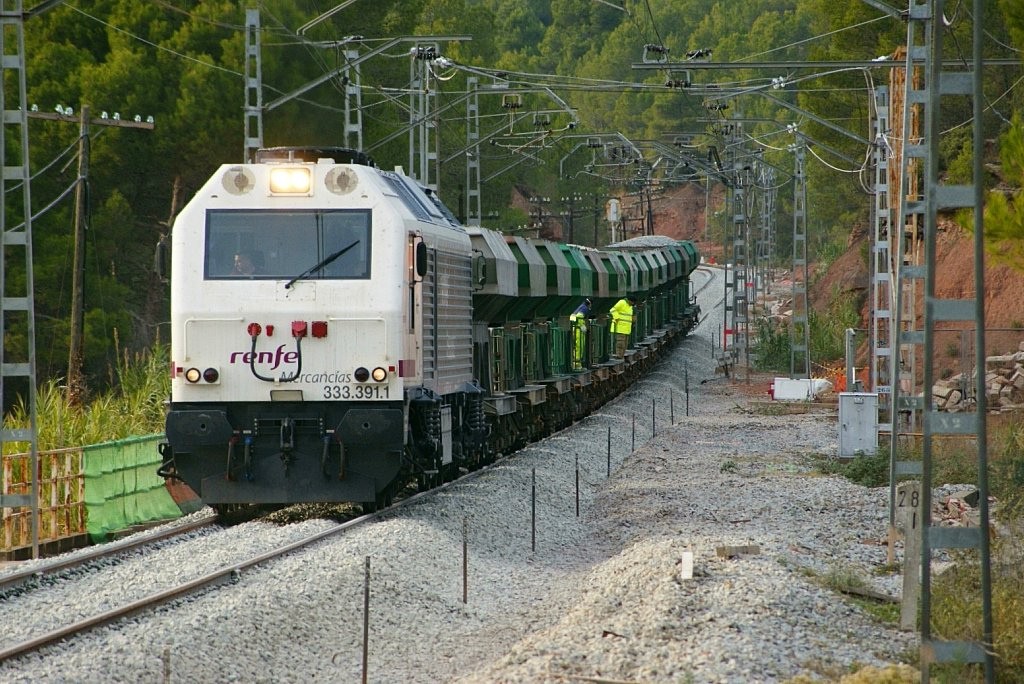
[839,392,878,458]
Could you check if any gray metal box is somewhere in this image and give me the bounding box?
[839,392,878,457]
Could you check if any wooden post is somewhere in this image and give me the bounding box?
[67,106,89,404]
[22,106,155,404]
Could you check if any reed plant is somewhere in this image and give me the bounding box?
[5,341,169,452]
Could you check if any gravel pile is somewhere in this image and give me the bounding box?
[0,269,919,683]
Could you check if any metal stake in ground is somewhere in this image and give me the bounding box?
[575,454,580,517]
[670,390,675,425]
[462,516,468,604]
[632,413,636,452]
[531,467,536,553]
[362,556,370,684]
[685,363,690,416]
[606,426,611,477]
[651,398,656,438]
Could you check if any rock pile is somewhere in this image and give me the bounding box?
[933,340,1024,412]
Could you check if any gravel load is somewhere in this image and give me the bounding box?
[0,269,919,683]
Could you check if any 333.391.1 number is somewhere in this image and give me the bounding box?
[323,384,389,400]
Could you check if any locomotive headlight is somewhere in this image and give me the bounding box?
[269,167,312,194]
[371,367,387,382]
[354,367,370,382]
[184,367,219,384]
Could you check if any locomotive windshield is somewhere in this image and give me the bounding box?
[204,209,371,280]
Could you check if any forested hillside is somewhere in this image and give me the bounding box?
[15,0,1024,394]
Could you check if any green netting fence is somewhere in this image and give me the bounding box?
[83,434,181,542]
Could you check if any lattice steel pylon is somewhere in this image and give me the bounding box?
[889,1,993,679]
[756,161,776,303]
[789,135,810,379]
[243,9,263,162]
[409,44,439,193]
[464,77,481,224]
[720,120,749,370]
[891,42,923,440]
[0,2,40,558]
[871,85,893,423]
[730,153,750,371]
[342,48,363,152]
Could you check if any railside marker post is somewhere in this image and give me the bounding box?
[575,454,580,517]
[631,413,636,452]
[531,468,536,553]
[670,390,675,425]
[896,481,921,631]
[680,550,694,581]
[362,556,370,684]
[606,426,611,477]
[462,516,468,604]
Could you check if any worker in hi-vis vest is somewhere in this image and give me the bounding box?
[568,298,591,371]
[609,296,635,358]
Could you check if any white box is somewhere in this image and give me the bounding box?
[771,377,832,401]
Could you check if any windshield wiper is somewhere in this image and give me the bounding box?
[284,240,359,289]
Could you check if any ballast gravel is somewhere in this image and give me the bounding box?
[0,269,921,683]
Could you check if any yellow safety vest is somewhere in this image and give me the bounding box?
[610,299,633,335]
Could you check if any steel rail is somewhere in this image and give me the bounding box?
[0,469,491,663]
[0,513,219,594]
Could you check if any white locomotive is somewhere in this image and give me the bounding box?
[159,147,700,511]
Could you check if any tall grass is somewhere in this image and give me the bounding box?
[931,415,1024,683]
[6,343,169,452]
[822,416,1024,681]
[752,317,790,371]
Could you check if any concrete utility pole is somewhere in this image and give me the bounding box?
[28,105,154,402]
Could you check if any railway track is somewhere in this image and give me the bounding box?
[0,465,484,663]
[0,513,219,595]
[0,278,721,681]
[0,300,710,666]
